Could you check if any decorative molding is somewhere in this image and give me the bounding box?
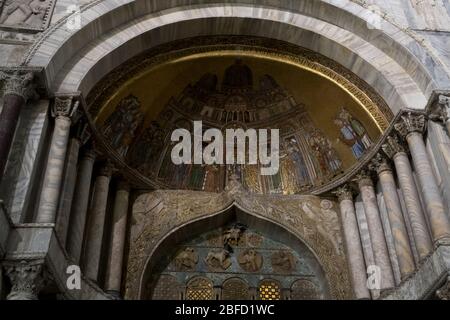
[353,170,373,188]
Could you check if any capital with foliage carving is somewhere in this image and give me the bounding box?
[51,96,79,119]
[369,153,391,174]
[0,71,39,101]
[352,170,373,188]
[333,185,354,202]
[394,112,426,138]
[382,135,406,159]
[3,260,46,300]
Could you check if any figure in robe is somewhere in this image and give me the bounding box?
[334,118,365,159]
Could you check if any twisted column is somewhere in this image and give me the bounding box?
[382,135,433,260]
[355,171,395,290]
[105,180,130,296]
[395,113,450,244]
[36,97,78,223]
[66,148,96,263]
[370,154,415,279]
[83,162,114,282]
[334,185,370,299]
[0,71,38,180]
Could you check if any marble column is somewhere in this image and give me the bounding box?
[66,149,96,264]
[105,180,130,296]
[3,260,45,300]
[36,97,78,223]
[395,113,450,244]
[83,162,114,282]
[56,122,91,248]
[0,71,37,180]
[382,135,433,260]
[334,185,370,299]
[370,154,415,279]
[355,171,395,290]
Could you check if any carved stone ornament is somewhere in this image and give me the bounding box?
[174,247,198,271]
[51,96,79,119]
[382,135,406,159]
[0,0,57,31]
[238,249,263,272]
[369,153,391,174]
[436,276,450,300]
[333,185,353,202]
[3,260,46,300]
[271,250,296,273]
[204,249,232,271]
[353,170,373,188]
[0,70,38,101]
[125,186,352,300]
[429,95,450,124]
[394,113,426,138]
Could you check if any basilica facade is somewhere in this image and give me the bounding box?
[0,0,450,300]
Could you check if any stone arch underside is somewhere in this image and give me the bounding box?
[23,1,450,115]
[126,181,353,299]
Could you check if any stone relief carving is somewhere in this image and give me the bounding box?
[0,0,56,31]
[238,249,263,272]
[125,179,351,299]
[174,247,198,271]
[222,223,246,250]
[271,250,296,273]
[204,249,232,271]
[2,260,47,300]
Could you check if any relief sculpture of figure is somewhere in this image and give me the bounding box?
[238,249,263,272]
[174,247,198,271]
[0,0,48,27]
[204,249,232,271]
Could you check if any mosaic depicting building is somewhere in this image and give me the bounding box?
[0,0,450,300]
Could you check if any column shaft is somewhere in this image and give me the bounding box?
[358,176,395,290]
[407,132,450,243]
[378,168,415,278]
[55,138,81,246]
[36,115,72,223]
[392,152,432,260]
[66,150,96,263]
[336,187,370,299]
[83,166,112,282]
[105,182,130,295]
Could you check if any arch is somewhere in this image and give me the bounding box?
[127,188,349,299]
[23,0,450,114]
[258,279,282,300]
[222,277,250,300]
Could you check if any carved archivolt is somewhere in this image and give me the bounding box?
[124,179,352,299]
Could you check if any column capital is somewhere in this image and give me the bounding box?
[51,96,79,119]
[429,95,450,124]
[82,148,97,162]
[436,276,450,300]
[394,112,426,138]
[369,153,391,174]
[333,185,354,202]
[99,161,116,177]
[117,179,130,192]
[382,135,406,159]
[2,260,47,300]
[0,70,39,102]
[353,170,373,188]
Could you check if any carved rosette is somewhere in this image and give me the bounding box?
[3,260,46,300]
[333,185,353,202]
[382,135,406,159]
[394,113,426,138]
[51,96,79,119]
[0,71,38,101]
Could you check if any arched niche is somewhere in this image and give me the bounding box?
[124,185,352,299]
